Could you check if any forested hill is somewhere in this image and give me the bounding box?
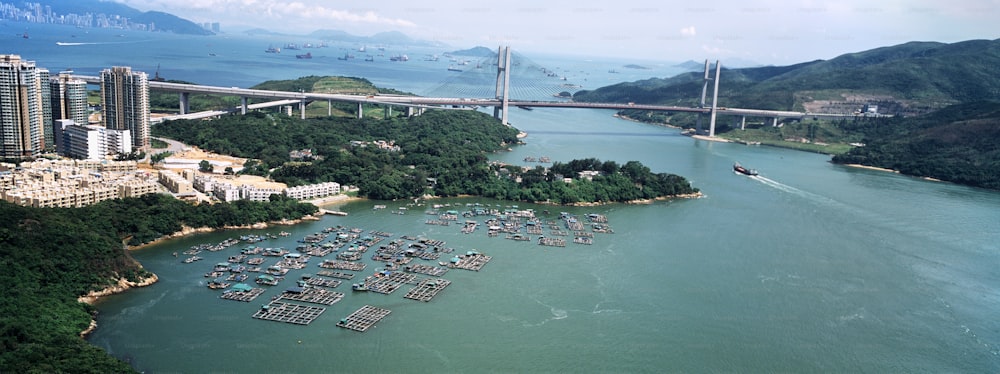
[832,101,1000,190]
[0,194,318,372]
[574,39,1000,113]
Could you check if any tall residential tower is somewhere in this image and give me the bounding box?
[50,71,89,152]
[0,54,50,159]
[100,66,149,150]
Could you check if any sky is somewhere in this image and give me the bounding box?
[115,0,999,65]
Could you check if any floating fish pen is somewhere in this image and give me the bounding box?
[336,305,391,332]
[526,224,544,235]
[424,220,450,226]
[404,279,452,302]
[262,247,290,257]
[220,286,265,302]
[404,263,449,277]
[305,277,342,288]
[365,272,418,294]
[506,233,531,241]
[549,229,569,236]
[253,301,326,325]
[370,231,394,237]
[228,254,248,263]
[204,271,225,278]
[438,212,459,221]
[591,224,614,234]
[452,253,491,271]
[573,237,594,245]
[574,231,595,238]
[181,256,203,263]
[241,246,263,255]
[246,257,265,265]
[276,287,344,306]
[317,270,355,279]
[564,219,585,231]
[586,213,609,223]
[319,260,366,271]
[461,221,478,234]
[300,233,329,244]
[336,251,363,261]
[538,237,567,247]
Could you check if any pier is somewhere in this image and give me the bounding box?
[336,305,391,332]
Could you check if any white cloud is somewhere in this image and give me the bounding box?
[680,26,696,36]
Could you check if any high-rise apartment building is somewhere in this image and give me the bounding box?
[50,71,89,152]
[100,66,149,150]
[0,54,50,159]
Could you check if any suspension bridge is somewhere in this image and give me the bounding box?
[75,46,852,137]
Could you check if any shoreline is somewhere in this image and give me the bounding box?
[843,163,899,173]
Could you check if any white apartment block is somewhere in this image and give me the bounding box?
[284,182,340,200]
[60,120,132,159]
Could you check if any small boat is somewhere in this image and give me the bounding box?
[733,162,759,176]
[352,283,369,291]
[295,52,312,59]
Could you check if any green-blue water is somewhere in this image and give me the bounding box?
[7,22,1000,373]
[87,110,1000,373]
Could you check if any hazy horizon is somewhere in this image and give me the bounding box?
[109,0,999,65]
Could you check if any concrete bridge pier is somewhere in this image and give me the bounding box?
[736,115,746,130]
[357,102,364,119]
[300,99,306,119]
[771,117,779,127]
[179,92,190,115]
[385,105,392,119]
[241,97,248,115]
[406,107,415,117]
[327,99,333,116]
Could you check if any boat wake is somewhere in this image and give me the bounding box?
[750,175,844,209]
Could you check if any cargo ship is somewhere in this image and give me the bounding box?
[733,162,758,176]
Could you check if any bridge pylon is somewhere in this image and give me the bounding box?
[494,45,511,125]
[695,59,710,134]
[708,60,721,137]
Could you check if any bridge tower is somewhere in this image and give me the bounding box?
[708,60,721,137]
[494,46,511,125]
[695,59,710,134]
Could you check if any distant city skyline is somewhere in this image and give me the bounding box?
[115,0,997,64]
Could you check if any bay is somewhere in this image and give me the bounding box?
[6,22,1000,373]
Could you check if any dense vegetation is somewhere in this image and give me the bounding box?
[832,102,1000,190]
[0,194,317,372]
[154,103,697,203]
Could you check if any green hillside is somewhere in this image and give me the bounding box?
[832,101,1000,190]
[575,39,1000,115]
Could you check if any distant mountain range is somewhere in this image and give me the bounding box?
[449,46,496,57]
[576,39,1000,115]
[41,0,211,35]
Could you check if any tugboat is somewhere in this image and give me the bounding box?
[733,162,759,176]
